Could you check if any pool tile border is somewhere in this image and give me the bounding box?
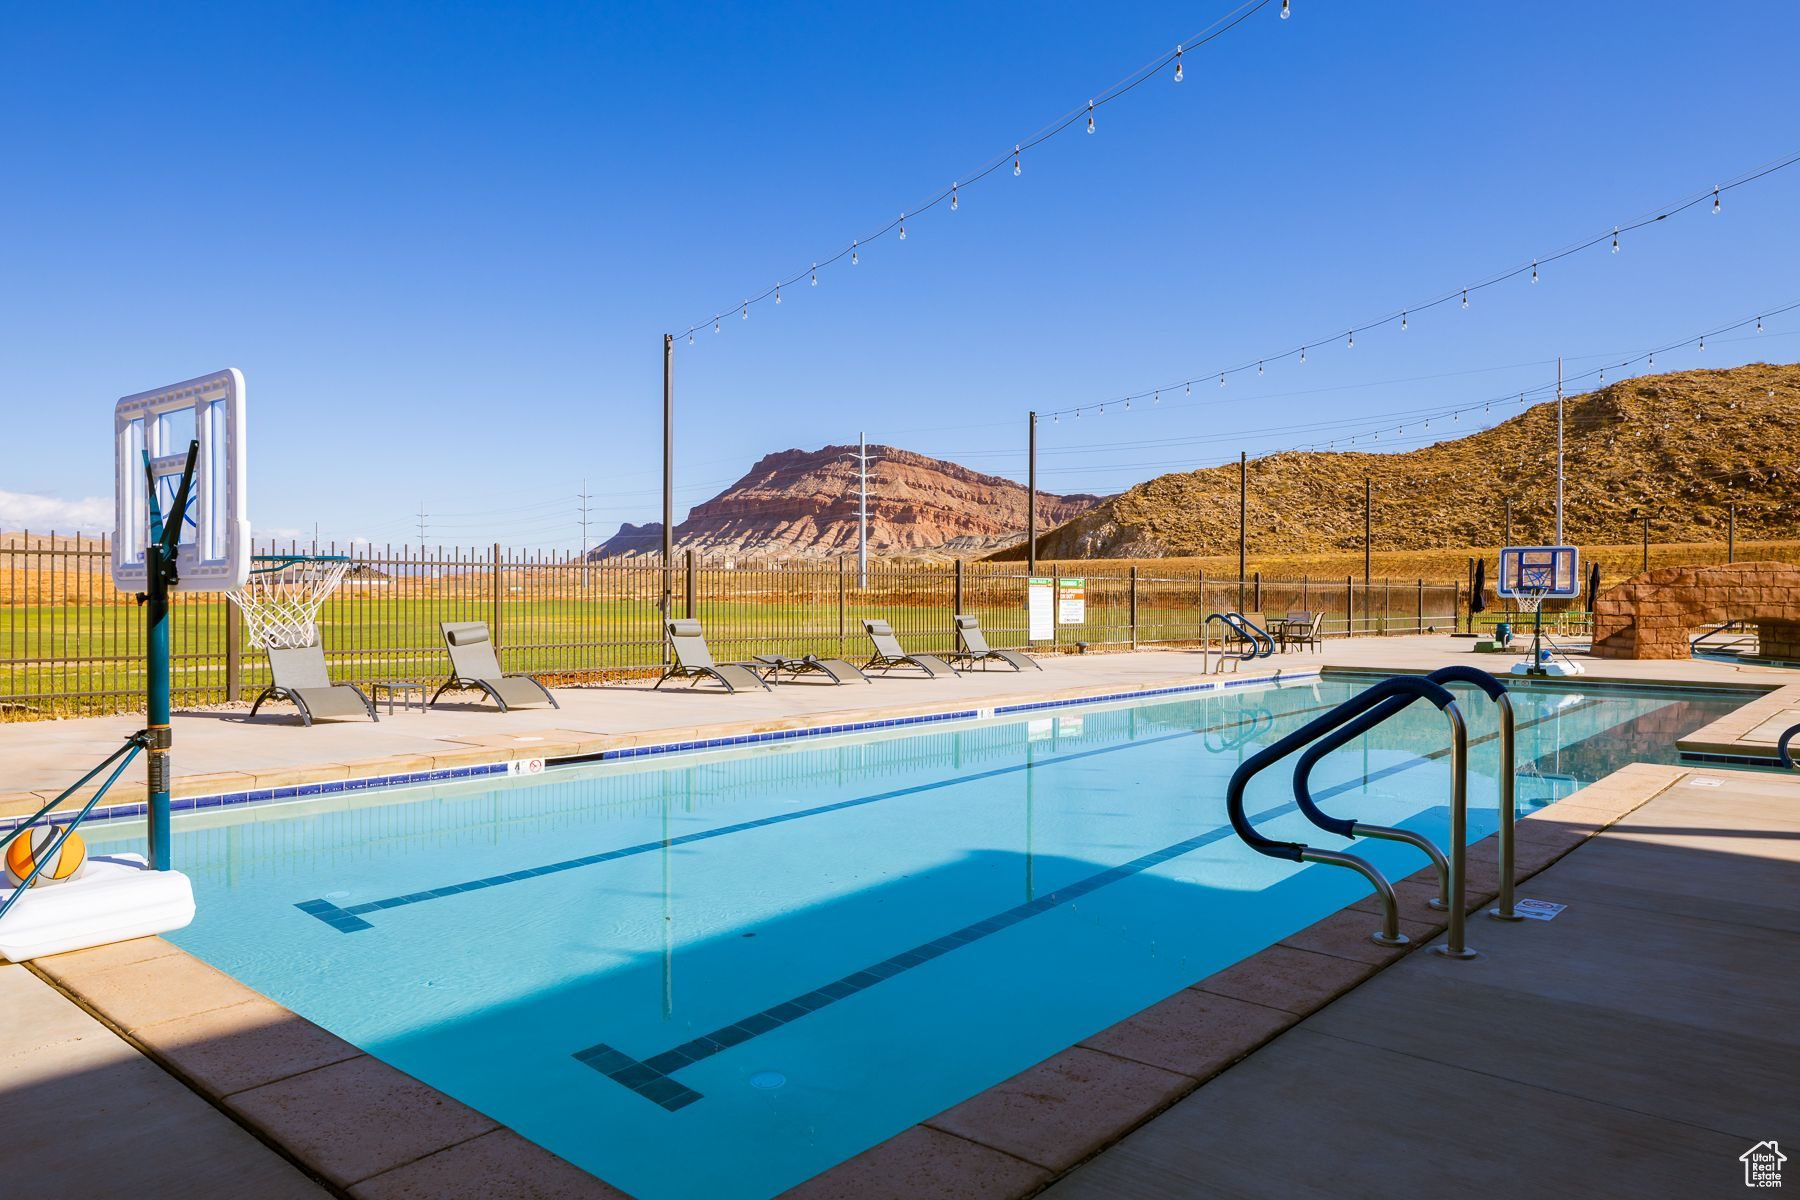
[23,756,1691,1200]
[0,668,1320,835]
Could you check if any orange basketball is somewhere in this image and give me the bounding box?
[4,825,87,888]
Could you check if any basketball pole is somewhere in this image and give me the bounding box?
[142,441,198,872]
[1555,355,1565,546]
[662,333,674,622]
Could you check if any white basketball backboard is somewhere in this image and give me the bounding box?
[1496,546,1580,599]
[113,369,249,593]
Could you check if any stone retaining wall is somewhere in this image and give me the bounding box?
[1591,561,1800,659]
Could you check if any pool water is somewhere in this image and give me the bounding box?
[85,675,1746,1199]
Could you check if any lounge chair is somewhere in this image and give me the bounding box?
[861,618,957,678]
[1277,610,1323,653]
[658,619,771,693]
[751,653,871,686]
[432,621,559,710]
[249,638,378,726]
[950,614,1041,672]
[1224,611,1272,654]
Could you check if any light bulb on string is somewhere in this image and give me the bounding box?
[1401,311,1408,331]
[1713,185,1720,214]
[811,263,818,286]
[1219,372,1226,388]
[1053,413,1059,424]
[1612,227,1620,253]
[950,184,958,212]
[1462,289,1469,309]
[1075,407,1082,419]
[1087,101,1095,134]
[1757,316,1763,332]
[1347,331,1354,349]
[775,284,781,305]
[1124,397,1131,410]
[1599,369,1605,384]
[1014,145,1022,176]
[1531,260,1539,284]
[1099,402,1106,414]
[852,240,859,265]
[1519,393,1525,405]
[714,316,721,334]
[741,301,748,320]
[1258,360,1264,375]
[687,329,695,345]
[1647,352,1654,367]
[1698,336,1705,351]
[898,214,906,241]
[1173,46,1183,82]
[1281,0,1290,18]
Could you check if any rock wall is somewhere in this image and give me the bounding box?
[1591,561,1800,659]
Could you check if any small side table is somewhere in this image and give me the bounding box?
[369,680,429,715]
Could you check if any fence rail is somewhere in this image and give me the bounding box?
[1,535,1463,720]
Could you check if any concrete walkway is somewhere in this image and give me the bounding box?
[0,959,331,1198]
[1042,769,1800,1199]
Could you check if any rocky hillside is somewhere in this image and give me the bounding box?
[593,445,1103,559]
[1004,363,1798,560]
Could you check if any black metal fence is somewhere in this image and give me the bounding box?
[1,534,1463,720]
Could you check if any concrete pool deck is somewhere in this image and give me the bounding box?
[4,634,1796,823]
[2,639,1796,1198]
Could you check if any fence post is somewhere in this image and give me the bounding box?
[1197,571,1206,641]
[684,548,697,619]
[1417,578,1424,633]
[224,597,241,702]
[954,558,965,620]
[491,543,502,652]
[1129,565,1139,650]
[838,555,847,658]
[1345,575,1353,637]
[1253,571,1262,612]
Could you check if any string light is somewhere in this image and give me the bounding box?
[1531,259,1539,284]
[1281,0,1290,17]
[1611,226,1620,253]
[1014,145,1022,176]
[1462,289,1469,309]
[1299,346,1307,363]
[1174,45,1184,82]
[1401,311,1408,331]
[1758,316,1764,332]
[687,329,695,344]
[775,284,781,304]
[950,184,958,212]
[1346,331,1355,349]
[811,263,818,286]
[1713,185,1721,214]
[852,240,859,265]
[1698,335,1705,351]
[1219,372,1227,387]
[741,301,748,320]
[1258,361,1264,375]
[1087,101,1095,134]
[899,214,906,241]
[714,316,721,333]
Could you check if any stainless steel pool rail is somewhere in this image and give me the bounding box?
[1779,723,1799,770]
[1226,675,1466,950]
[1205,612,1275,673]
[1285,665,1518,957]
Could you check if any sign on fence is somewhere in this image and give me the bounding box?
[1028,577,1054,641]
[1058,577,1086,625]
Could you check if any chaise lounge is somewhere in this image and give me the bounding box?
[249,638,379,726]
[432,621,559,711]
[949,614,1041,672]
[862,618,957,678]
[658,619,772,693]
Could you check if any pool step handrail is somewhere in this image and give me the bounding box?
[0,730,149,925]
[1207,612,1275,664]
[1779,723,1799,770]
[1226,675,1466,949]
[1287,665,1517,955]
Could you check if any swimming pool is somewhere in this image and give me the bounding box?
[85,674,1748,1198]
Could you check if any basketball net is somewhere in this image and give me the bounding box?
[227,556,350,649]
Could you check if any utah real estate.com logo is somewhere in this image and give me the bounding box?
[1742,1141,1786,1188]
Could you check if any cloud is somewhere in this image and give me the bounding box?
[0,490,112,534]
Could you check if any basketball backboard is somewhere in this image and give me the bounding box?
[1496,545,1580,600]
[112,369,248,592]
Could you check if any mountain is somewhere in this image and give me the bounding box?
[999,363,1799,560]
[591,445,1104,559]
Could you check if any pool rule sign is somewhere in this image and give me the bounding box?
[1028,578,1054,641]
[1058,578,1086,624]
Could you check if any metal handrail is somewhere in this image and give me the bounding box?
[1226,675,1464,949]
[1288,666,1516,954]
[1779,723,1799,770]
[0,731,149,924]
[1204,706,1274,753]
[1205,612,1257,664]
[1228,613,1277,659]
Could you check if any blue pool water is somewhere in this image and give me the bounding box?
[85,675,1746,1198]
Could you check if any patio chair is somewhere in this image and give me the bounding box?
[658,619,771,693]
[950,614,1041,672]
[1223,611,1271,652]
[751,653,871,686]
[861,619,957,678]
[249,638,378,726]
[1277,610,1323,653]
[432,621,559,711]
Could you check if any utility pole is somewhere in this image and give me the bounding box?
[578,478,593,585]
[1027,410,1038,579]
[415,501,428,551]
[1238,450,1248,610]
[1555,355,1565,546]
[848,434,880,589]
[662,333,674,618]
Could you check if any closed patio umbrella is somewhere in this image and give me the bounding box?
[1471,558,1488,613]
[1587,562,1601,607]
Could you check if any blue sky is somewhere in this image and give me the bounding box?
[3,1,1797,551]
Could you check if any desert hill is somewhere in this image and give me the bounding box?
[1000,363,1798,560]
[593,445,1103,559]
